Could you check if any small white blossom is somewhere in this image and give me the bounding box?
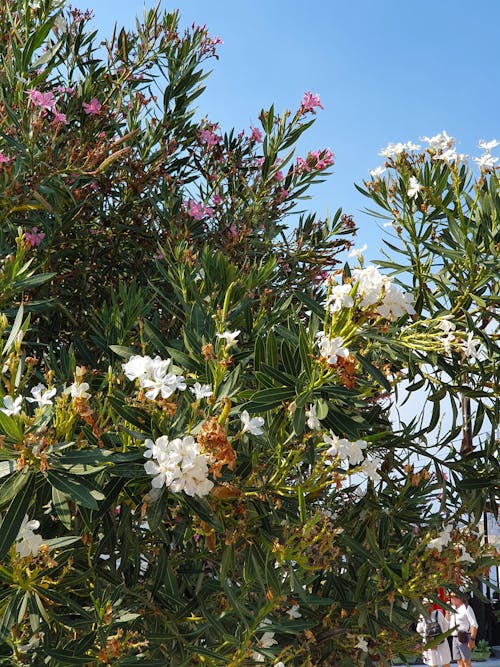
[356,636,369,652]
[324,432,367,466]
[438,317,456,334]
[305,404,321,430]
[474,153,498,169]
[190,382,213,400]
[26,383,57,407]
[360,456,382,483]
[369,166,386,177]
[216,329,241,348]
[458,546,475,563]
[327,283,355,312]
[15,516,44,557]
[348,244,367,260]
[286,605,302,619]
[65,382,91,399]
[407,176,423,199]
[460,332,485,361]
[1,395,23,415]
[252,631,277,661]
[478,139,499,151]
[379,142,407,158]
[240,410,265,436]
[421,131,455,152]
[427,524,453,552]
[316,333,349,365]
[351,265,384,308]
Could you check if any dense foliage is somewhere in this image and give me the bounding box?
[0,2,498,665]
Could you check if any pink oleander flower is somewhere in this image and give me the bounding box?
[52,110,68,125]
[250,126,263,143]
[0,152,11,164]
[212,193,223,205]
[82,98,102,115]
[300,91,324,113]
[295,148,335,173]
[274,170,284,182]
[200,129,221,146]
[186,199,214,220]
[26,89,56,110]
[24,227,46,247]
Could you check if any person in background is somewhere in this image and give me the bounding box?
[446,592,478,667]
[416,598,451,667]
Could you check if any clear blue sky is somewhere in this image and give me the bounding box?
[86,0,500,257]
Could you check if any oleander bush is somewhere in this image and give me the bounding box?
[0,2,498,665]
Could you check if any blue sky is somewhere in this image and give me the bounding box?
[86,0,500,257]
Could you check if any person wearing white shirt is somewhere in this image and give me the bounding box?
[446,593,478,667]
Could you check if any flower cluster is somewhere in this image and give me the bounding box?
[296,148,334,173]
[371,131,499,175]
[143,435,214,497]
[351,265,415,319]
[324,432,381,482]
[122,354,186,400]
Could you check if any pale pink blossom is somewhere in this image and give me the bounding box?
[300,91,324,113]
[186,199,214,220]
[24,227,45,247]
[0,152,12,164]
[200,129,221,146]
[249,126,263,142]
[52,110,68,125]
[82,98,101,115]
[26,89,56,110]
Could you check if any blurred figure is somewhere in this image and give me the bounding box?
[446,592,478,667]
[416,598,451,667]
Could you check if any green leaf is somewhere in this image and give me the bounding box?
[46,470,104,510]
[43,650,91,665]
[244,387,295,412]
[0,473,34,561]
[52,487,72,529]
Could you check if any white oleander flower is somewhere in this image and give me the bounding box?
[144,435,213,497]
[15,516,44,557]
[478,139,499,151]
[26,383,57,407]
[427,524,453,552]
[1,395,23,415]
[240,410,265,436]
[190,382,213,400]
[351,265,384,308]
[66,382,91,399]
[324,432,367,466]
[327,283,354,312]
[122,354,155,381]
[305,404,321,430]
[360,456,382,483]
[369,166,386,177]
[316,333,349,365]
[356,636,369,652]
[474,153,498,169]
[378,281,415,319]
[407,176,423,199]
[216,330,241,348]
[421,130,455,152]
